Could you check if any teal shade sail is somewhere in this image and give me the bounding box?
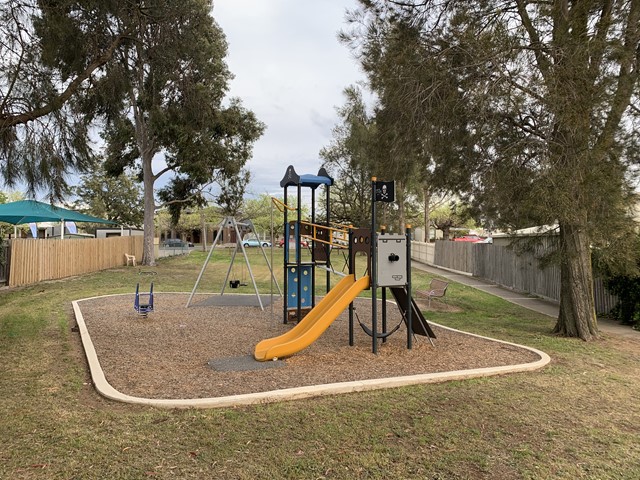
[0,200,117,225]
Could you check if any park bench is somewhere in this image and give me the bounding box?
[417,278,449,307]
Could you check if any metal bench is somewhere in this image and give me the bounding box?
[417,278,449,307]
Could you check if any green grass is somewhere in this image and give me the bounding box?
[1,250,639,479]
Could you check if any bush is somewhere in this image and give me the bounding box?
[605,275,640,330]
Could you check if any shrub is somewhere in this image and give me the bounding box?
[605,275,640,330]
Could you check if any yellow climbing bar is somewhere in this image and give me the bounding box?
[271,197,297,213]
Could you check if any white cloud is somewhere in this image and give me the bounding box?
[212,0,365,197]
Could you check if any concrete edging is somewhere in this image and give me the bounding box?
[72,294,551,410]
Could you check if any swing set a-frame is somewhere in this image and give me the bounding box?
[186,216,281,310]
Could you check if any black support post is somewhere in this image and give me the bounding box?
[296,183,302,323]
[283,186,288,324]
[371,177,378,355]
[406,224,413,349]
[311,187,316,308]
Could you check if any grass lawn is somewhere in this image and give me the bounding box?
[1,249,639,479]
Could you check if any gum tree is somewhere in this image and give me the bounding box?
[96,1,264,265]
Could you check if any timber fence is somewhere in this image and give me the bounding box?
[8,236,144,287]
[412,239,618,314]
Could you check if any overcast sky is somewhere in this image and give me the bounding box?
[212,0,366,198]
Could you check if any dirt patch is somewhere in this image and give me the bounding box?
[76,293,541,400]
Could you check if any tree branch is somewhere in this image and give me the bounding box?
[587,0,613,81]
[0,31,128,129]
[594,0,640,155]
[515,0,551,81]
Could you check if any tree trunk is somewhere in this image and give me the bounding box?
[423,187,431,242]
[141,153,156,266]
[200,211,207,252]
[553,222,598,340]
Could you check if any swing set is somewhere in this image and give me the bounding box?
[186,216,281,310]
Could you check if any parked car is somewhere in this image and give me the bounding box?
[163,238,187,248]
[278,238,309,248]
[454,235,486,243]
[242,238,272,247]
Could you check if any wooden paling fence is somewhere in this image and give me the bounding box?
[413,240,618,314]
[8,236,144,287]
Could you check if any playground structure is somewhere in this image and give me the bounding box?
[134,282,154,317]
[186,216,281,310]
[254,167,436,361]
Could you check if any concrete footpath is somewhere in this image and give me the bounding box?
[412,260,640,340]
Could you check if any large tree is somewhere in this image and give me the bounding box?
[320,86,378,227]
[96,1,264,265]
[347,0,640,340]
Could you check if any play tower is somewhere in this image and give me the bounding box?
[279,165,334,323]
[254,166,436,361]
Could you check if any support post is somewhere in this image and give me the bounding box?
[406,224,413,349]
[311,187,316,308]
[371,177,378,355]
[326,183,331,293]
[283,186,289,323]
[296,183,302,323]
[186,218,226,307]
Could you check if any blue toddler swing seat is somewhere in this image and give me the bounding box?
[134,282,154,317]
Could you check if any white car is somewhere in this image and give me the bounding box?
[242,238,272,247]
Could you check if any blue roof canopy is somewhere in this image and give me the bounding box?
[280,165,334,189]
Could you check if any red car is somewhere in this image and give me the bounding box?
[454,235,485,243]
[278,238,309,248]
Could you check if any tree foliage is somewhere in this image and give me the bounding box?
[430,202,474,241]
[73,169,144,227]
[0,0,129,199]
[1,1,263,265]
[343,0,640,340]
[320,86,376,227]
[243,194,285,239]
[214,169,251,218]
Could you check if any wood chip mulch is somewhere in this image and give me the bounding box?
[76,293,541,400]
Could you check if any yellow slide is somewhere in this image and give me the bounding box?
[254,274,370,361]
